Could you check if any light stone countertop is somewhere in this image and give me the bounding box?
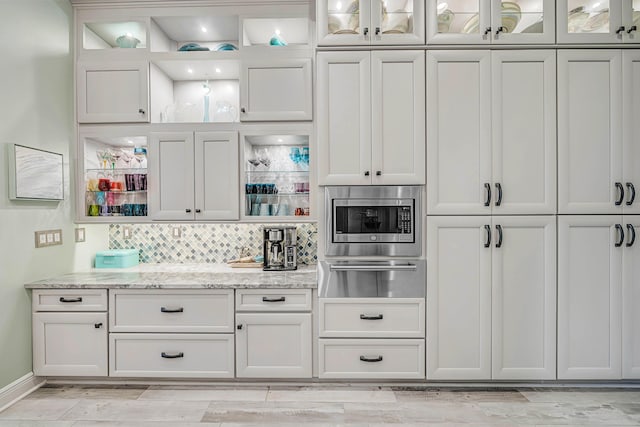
[24,264,318,290]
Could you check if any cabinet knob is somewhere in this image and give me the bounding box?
[138,108,146,114]
[94,323,103,329]
[629,25,638,34]
[375,27,381,36]
[185,208,192,213]
[375,171,382,176]
[483,27,492,35]
[195,209,201,213]
[495,26,506,35]
[363,27,369,36]
[240,107,246,113]
[237,324,243,330]
[364,171,370,177]
[616,26,626,34]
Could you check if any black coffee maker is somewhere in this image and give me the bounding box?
[263,227,297,271]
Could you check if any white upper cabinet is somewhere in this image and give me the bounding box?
[491,50,556,215]
[240,59,313,121]
[427,50,492,214]
[428,0,555,44]
[149,131,239,221]
[557,0,640,44]
[317,0,425,45]
[558,50,623,214]
[623,51,640,214]
[318,50,425,186]
[558,216,623,380]
[78,62,149,123]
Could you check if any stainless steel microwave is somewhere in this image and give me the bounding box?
[324,186,422,257]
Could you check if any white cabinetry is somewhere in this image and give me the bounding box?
[317,0,424,46]
[318,298,426,379]
[240,59,312,121]
[623,216,640,378]
[427,216,556,380]
[427,50,556,215]
[109,289,235,378]
[77,62,149,123]
[235,289,312,378]
[149,131,239,220]
[427,0,555,45]
[318,50,425,185]
[32,290,108,377]
[624,51,640,215]
[557,0,640,44]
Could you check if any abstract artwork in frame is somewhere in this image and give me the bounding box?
[8,144,64,201]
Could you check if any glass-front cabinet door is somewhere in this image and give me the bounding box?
[557,0,634,43]
[428,0,554,44]
[78,130,149,222]
[318,0,424,45]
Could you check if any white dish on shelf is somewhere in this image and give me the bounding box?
[567,6,589,33]
[582,8,609,32]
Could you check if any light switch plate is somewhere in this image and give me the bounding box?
[35,229,63,248]
[123,226,132,239]
[75,228,86,243]
[172,226,181,239]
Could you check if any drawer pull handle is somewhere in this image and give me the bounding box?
[161,352,184,359]
[262,297,286,303]
[94,323,103,329]
[59,297,83,303]
[360,314,383,320]
[160,307,184,313]
[360,355,383,363]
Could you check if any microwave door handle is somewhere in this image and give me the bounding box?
[329,264,417,272]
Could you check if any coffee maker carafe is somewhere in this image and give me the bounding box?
[263,226,297,271]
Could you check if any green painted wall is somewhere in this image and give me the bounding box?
[0,0,76,389]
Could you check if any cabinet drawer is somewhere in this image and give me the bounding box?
[109,333,234,378]
[318,339,425,379]
[235,289,311,312]
[32,289,107,312]
[109,290,234,333]
[319,298,424,338]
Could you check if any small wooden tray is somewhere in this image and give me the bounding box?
[228,262,264,268]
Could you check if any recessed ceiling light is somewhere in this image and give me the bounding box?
[187,68,193,74]
[336,1,342,10]
[275,29,281,35]
[215,67,221,73]
[277,138,283,143]
[127,140,133,144]
[201,26,207,33]
[126,32,133,37]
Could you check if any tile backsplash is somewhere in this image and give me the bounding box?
[109,223,317,264]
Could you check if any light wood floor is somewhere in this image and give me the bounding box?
[1,384,639,426]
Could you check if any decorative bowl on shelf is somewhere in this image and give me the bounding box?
[116,34,140,48]
[269,34,288,46]
[582,8,609,32]
[215,42,238,51]
[178,42,210,51]
[437,9,454,33]
[501,1,521,33]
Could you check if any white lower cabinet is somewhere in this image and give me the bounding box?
[235,313,312,378]
[110,333,234,378]
[427,215,556,380]
[623,216,640,378]
[33,312,108,377]
[318,297,426,379]
[319,339,425,379]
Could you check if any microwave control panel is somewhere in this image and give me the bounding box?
[398,207,412,234]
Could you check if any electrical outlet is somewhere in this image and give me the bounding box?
[172,226,181,239]
[75,228,86,243]
[123,226,132,239]
[35,229,63,248]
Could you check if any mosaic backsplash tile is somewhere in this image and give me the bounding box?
[109,223,317,265]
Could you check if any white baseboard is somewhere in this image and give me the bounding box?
[0,373,45,412]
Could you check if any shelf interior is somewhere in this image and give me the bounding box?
[84,21,147,50]
[151,15,239,52]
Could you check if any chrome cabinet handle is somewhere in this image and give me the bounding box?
[363,27,369,36]
[360,314,383,320]
[360,355,383,362]
[329,264,417,272]
[484,183,492,207]
[237,324,243,330]
[241,107,246,113]
[495,26,507,35]
[628,25,638,34]
[195,209,201,213]
[484,225,492,248]
[94,323,103,329]
[185,208,192,213]
[496,225,503,248]
[627,224,636,247]
[375,27,381,35]
[161,352,184,359]
[615,182,625,206]
[484,27,492,35]
[616,26,626,34]
[615,224,625,247]
[627,183,636,206]
[375,171,382,176]
[59,297,83,303]
[364,171,370,177]
[161,307,184,313]
[262,296,286,302]
[495,183,503,206]
[138,108,145,114]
